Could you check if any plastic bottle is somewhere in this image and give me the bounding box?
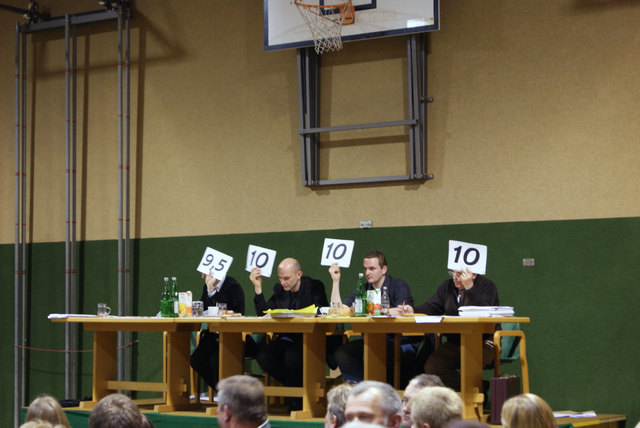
[354,273,368,317]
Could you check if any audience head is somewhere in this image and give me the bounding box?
[409,386,463,428]
[326,383,353,428]
[345,380,402,428]
[24,395,71,428]
[444,420,489,428]
[88,393,144,428]
[216,375,268,428]
[402,375,444,427]
[342,422,387,428]
[20,420,63,428]
[500,393,555,428]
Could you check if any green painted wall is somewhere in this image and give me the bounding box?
[4,217,639,426]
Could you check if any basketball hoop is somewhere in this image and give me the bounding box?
[294,0,355,54]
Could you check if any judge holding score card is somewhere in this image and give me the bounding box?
[190,266,249,390]
[250,257,329,411]
[397,241,500,391]
[329,250,426,387]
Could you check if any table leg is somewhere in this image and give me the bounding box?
[219,332,244,378]
[363,333,386,382]
[291,331,325,419]
[80,330,117,410]
[155,330,198,412]
[460,332,484,420]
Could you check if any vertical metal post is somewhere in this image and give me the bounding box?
[14,22,21,428]
[20,28,27,413]
[70,23,78,398]
[297,47,320,186]
[64,14,71,399]
[124,10,131,380]
[419,33,428,178]
[116,9,124,382]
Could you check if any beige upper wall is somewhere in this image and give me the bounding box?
[1,0,639,244]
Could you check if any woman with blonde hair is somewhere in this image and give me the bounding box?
[24,395,71,428]
[501,393,555,428]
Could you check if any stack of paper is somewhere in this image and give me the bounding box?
[458,306,515,317]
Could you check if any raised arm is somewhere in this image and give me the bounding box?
[328,263,344,306]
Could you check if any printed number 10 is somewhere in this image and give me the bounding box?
[326,243,347,260]
[249,251,269,268]
[453,245,480,265]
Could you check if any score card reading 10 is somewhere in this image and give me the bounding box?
[447,240,487,275]
[245,244,277,278]
[196,247,234,280]
[320,238,355,268]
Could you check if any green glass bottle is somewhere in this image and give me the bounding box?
[169,276,179,317]
[160,277,171,317]
[354,273,368,317]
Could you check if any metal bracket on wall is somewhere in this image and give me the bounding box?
[297,33,434,187]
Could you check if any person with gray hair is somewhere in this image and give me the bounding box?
[88,393,144,428]
[409,386,463,428]
[216,375,270,428]
[344,381,402,428]
[401,374,444,427]
[325,383,353,428]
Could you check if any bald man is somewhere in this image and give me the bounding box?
[250,257,329,410]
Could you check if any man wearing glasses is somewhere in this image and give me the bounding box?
[398,268,499,391]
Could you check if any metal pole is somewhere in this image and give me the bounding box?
[64,14,71,399]
[124,10,131,380]
[117,10,124,382]
[14,22,21,428]
[70,23,78,398]
[20,28,27,413]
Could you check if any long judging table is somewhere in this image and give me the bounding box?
[51,315,529,420]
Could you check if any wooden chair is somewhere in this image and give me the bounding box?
[493,323,529,393]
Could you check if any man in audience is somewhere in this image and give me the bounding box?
[216,375,270,428]
[325,383,353,428]
[409,386,463,428]
[344,380,402,428]
[88,393,144,428]
[250,257,329,410]
[401,374,444,428]
[329,251,425,387]
[190,270,246,389]
[399,268,499,390]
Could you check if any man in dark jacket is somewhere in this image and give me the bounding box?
[190,270,246,389]
[250,257,329,409]
[401,268,500,390]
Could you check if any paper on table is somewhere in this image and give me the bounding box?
[553,411,597,418]
[414,316,443,323]
[48,313,97,319]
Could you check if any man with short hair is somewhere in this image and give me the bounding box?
[329,250,422,386]
[400,268,499,391]
[216,375,270,428]
[400,374,444,428]
[88,393,143,428]
[344,380,402,428]
[250,257,329,410]
[409,386,463,428]
[325,383,353,428]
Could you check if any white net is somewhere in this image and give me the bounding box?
[294,0,353,54]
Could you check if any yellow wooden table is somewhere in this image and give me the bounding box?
[331,316,530,420]
[52,315,529,420]
[51,316,201,412]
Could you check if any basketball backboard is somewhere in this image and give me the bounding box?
[264,0,439,51]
